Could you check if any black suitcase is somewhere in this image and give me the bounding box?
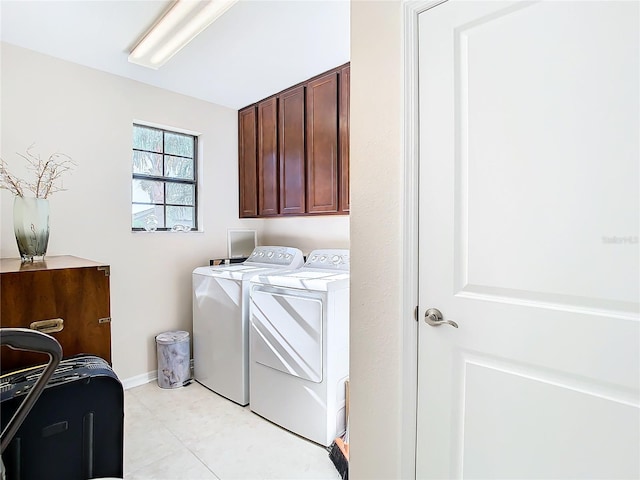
[0,354,124,480]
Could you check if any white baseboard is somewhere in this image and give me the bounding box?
[122,371,157,390]
[122,359,194,391]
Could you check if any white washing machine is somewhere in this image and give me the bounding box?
[192,246,304,406]
[249,249,350,447]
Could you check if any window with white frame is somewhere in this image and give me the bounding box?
[131,124,198,231]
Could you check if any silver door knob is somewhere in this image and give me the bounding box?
[424,308,458,328]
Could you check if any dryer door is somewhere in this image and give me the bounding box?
[250,290,323,382]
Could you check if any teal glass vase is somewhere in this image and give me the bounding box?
[13,196,50,262]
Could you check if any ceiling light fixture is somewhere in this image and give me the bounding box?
[129,0,239,69]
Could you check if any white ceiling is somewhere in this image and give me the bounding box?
[0,0,350,110]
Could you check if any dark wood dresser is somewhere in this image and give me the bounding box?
[0,255,111,373]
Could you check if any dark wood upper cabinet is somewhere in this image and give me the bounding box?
[257,97,279,216]
[238,63,349,218]
[279,86,306,215]
[339,65,350,213]
[238,106,258,217]
[306,71,339,214]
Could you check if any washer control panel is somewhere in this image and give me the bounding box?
[305,249,350,271]
[246,246,304,267]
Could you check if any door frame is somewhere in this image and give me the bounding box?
[401,1,448,478]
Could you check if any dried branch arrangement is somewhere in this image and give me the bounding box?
[0,144,76,199]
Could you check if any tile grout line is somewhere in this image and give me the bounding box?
[155,404,223,480]
[123,390,167,478]
[128,386,222,479]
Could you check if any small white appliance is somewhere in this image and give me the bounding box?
[249,249,350,446]
[227,229,257,259]
[192,246,304,405]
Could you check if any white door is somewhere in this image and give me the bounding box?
[417,1,640,478]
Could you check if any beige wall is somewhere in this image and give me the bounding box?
[260,216,349,253]
[350,1,408,478]
[0,43,349,381]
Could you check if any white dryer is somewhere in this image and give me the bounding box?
[192,246,304,406]
[249,249,350,447]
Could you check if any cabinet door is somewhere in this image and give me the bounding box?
[306,72,339,213]
[238,106,258,217]
[339,65,350,213]
[258,97,279,216]
[0,265,111,371]
[279,86,306,215]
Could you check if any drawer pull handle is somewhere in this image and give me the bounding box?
[30,318,64,334]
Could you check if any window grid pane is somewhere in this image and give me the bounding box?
[132,179,164,204]
[166,182,194,206]
[164,132,194,157]
[132,204,165,229]
[132,151,163,176]
[167,206,195,229]
[133,126,162,153]
[164,155,194,180]
[132,124,197,231]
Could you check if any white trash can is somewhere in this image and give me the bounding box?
[155,330,191,389]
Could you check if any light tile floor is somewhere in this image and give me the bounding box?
[124,381,341,480]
